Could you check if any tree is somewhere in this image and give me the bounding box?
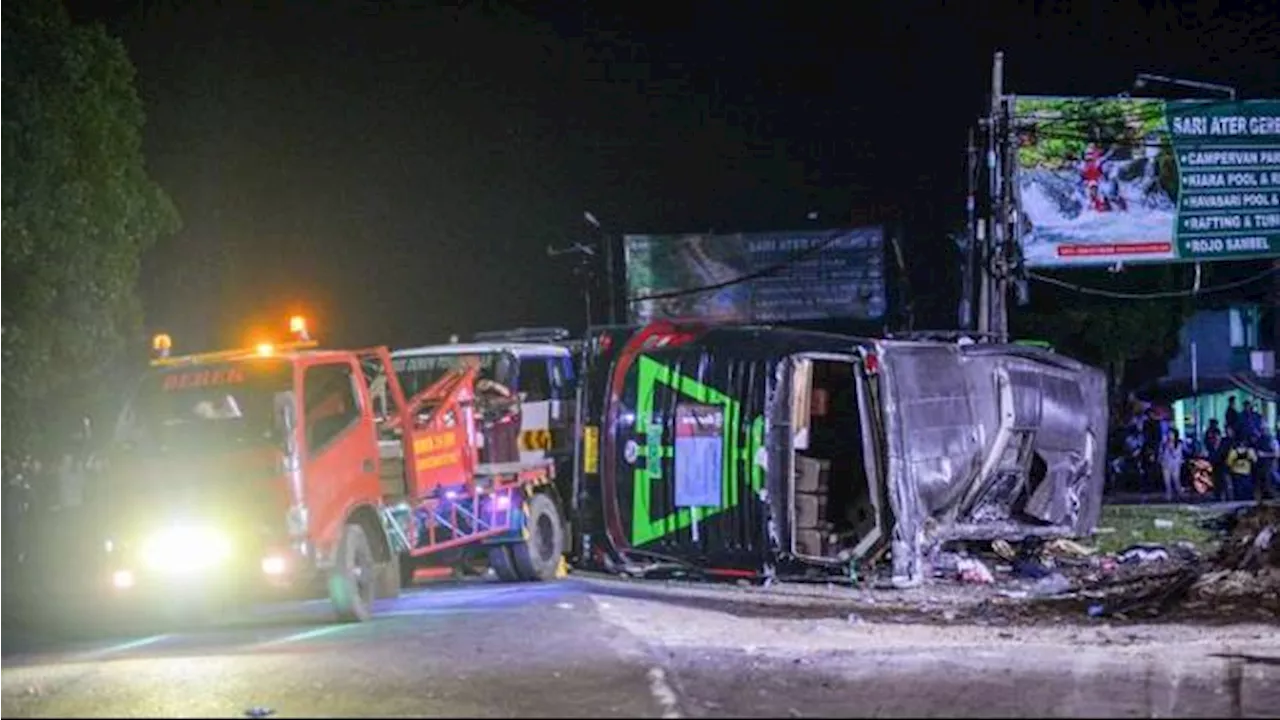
[1011,264,1192,400]
[2,0,179,470]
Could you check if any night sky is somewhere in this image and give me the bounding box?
[66,0,1280,352]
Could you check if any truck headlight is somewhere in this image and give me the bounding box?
[141,525,233,573]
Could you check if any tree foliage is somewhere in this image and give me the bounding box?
[2,0,179,466]
[1013,97,1180,199]
[1014,97,1167,169]
[1011,264,1193,397]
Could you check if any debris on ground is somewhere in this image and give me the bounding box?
[908,503,1280,625]
[1028,572,1073,597]
[991,540,1017,561]
[956,557,994,584]
[1080,503,1279,621]
[602,503,1277,628]
[1044,538,1095,558]
[1117,544,1169,565]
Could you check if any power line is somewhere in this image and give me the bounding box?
[1027,265,1279,300]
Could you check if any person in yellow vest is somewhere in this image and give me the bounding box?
[1225,439,1257,502]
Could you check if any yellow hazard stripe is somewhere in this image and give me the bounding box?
[518,429,552,451]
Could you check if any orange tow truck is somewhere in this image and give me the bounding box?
[101,316,567,622]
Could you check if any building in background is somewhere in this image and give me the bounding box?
[1144,304,1278,441]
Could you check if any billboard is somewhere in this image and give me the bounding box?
[624,226,886,325]
[1013,96,1280,267]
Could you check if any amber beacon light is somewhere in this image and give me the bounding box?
[289,315,310,342]
[151,333,173,359]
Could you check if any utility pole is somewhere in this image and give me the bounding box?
[583,211,619,325]
[961,126,978,331]
[977,51,1006,340]
[547,241,598,330]
[987,50,1010,343]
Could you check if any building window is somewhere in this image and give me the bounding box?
[1229,309,1246,348]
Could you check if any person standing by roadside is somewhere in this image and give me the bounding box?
[1141,407,1163,494]
[1225,437,1257,502]
[1255,429,1278,503]
[1159,429,1185,502]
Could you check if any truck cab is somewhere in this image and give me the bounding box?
[102,319,400,623]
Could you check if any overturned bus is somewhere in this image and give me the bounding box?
[569,321,1108,586]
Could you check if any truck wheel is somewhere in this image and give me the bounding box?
[329,522,376,623]
[377,552,402,600]
[487,545,521,582]
[511,493,565,582]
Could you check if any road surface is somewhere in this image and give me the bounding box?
[3,576,1279,718]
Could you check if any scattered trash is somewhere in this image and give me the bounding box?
[1012,557,1053,579]
[942,609,958,622]
[244,708,275,719]
[991,539,1017,561]
[1086,604,1105,618]
[956,557,994,584]
[1045,538,1096,557]
[931,551,963,577]
[1094,526,1116,534]
[1028,572,1073,597]
[996,589,1029,599]
[1117,544,1170,565]
[1087,506,1280,620]
[1171,541,1201,562]
[846,613,863,625]
[1153,518,1174,530]
[555,602,574,610]
[1240,524,1275,570]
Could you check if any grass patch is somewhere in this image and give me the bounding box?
[1090,504,1221,555]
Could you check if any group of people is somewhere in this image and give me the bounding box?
[1112,396,1279,503]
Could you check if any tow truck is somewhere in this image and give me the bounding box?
[101,316,567,622]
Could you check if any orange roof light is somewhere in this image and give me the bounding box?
[256,342,275,357]
[289,315,310,341]
[152,333,173,357]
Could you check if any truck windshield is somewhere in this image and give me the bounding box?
[391,353,500,397]
[116,361,292,451]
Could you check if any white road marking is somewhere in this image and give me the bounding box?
[376,608,491,619]
[647,666,683,719]
[75,634,172,660]
[253,624,350,648]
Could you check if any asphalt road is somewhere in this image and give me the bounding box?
[4,576,1279,718]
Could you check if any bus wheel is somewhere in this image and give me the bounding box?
[329,522,376,622]
[511,493,565,582]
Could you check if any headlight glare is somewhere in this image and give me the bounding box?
[141,525,233,573]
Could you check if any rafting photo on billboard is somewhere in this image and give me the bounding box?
[1015,96,1178,267]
